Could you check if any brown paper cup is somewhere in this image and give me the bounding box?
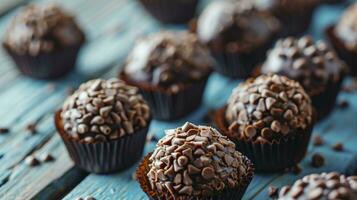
[214,107,313,172]
[210,38,275,79]
[3,42,83,80]
[326,25,357,76]
[120,72,210,121]
[136,153,254,200]
[55,110,150,174]
[138,0,198,24]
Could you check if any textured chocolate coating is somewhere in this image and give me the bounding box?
[261,36,347,96]
[278,172,357,200]
[123,31,212,89]
[61,78,150,142]
[147,122,249,197]
[335,3,357,51]
[3,4,85,56]
[197,0,280,52]
[225,74,313,142]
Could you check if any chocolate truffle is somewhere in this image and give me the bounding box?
[327,3,357,76]
[121,31,212,120]
[226,74,313,141]
[2,4,85,79]
[278,172,357,200]
[254,0,319,36]
[137,122,254,199]
[197,0,280,78]
[55,78,151,173]
[215,74,314,171]
[138,0,198,24]
[261,36,347,120]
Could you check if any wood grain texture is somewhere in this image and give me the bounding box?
[0,0,354,200]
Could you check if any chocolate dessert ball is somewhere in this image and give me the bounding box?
[197,0,280,78]
[261,36,347,120]
[3,4,85,79]
[137,122,254,199]
[278,172,357,200]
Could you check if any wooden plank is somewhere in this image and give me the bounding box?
[0,134,87,200]
[0,1,160,199]
[0,0,354,200]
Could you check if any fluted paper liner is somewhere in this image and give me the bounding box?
[326,25,357,76]
[139,0,198,24]
[273,6,315,37]
[210,37,275,79]
[214,107,313,172]
[55,110,150,174]
[120,72,210,121]
[136,153,254,200]
[3,43,83,80]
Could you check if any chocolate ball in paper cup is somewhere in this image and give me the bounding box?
[138,0,199,24]
[55,78,151,173]
[260,36,347,120]
[326,3,357,77]
[120,31,213,120]
[254,0,320,36]
[214,74,315,172]
[278,172,357,199]
[2,4,85,79]
[136,122,254,200]
[196,0,280,78]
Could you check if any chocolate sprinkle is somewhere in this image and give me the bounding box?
[311,153,325,168]
[26,123,37,134]
[338,100,349,109]
[268,186,279,198]
[313,135,324,146]
[39,152,54,162]
[0,127,10,134]
[332,142,344,151]
[25,155,40,167]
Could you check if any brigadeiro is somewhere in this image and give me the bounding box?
[214,74,314,172]
[120,31,212,120]
[196,0,280,78]
[260,36,347,120]
[254,0,320,36]
[278,172,357,199]
[54,78,151,173]
[136,122,254,200]
[326,3,357,76]
[2,4,85,79]
[138,0,198,24]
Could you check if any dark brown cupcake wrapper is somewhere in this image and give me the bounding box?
[214,107,313,172]
[326,25,357,76]
[273,7,315,37]
[210,39,275,79]
[55,110,150,174]
[3,42,84,80]
[139,0,198,24]
[136,153,254,200]
[120,72,210,121]
[321,0,346,4]
[312,78,343,121]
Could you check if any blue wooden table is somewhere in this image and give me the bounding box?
[0,0,356,199]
